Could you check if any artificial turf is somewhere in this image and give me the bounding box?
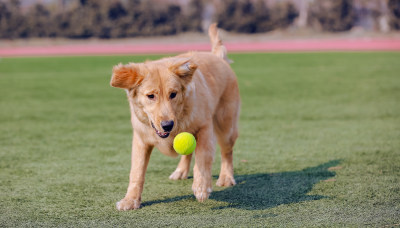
[0,52,399,227]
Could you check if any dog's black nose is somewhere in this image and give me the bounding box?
[161,120,174,132]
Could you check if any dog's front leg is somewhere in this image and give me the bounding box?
[192,123,216,202]
[116,132,153,211]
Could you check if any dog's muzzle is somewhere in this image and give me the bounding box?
[151,122,170,138]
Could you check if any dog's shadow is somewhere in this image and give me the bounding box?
[143,160,340,210]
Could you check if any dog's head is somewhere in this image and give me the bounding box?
[110,58,197,139]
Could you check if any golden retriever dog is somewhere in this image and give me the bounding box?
[110,24,240,210]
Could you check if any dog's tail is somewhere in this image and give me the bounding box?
[208,23,233,64]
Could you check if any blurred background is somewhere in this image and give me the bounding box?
[0,0,399,40]
[1,1,400,226]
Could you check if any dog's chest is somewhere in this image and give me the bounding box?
[155,139,178,157]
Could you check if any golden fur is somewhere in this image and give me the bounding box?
[110,24,240,210]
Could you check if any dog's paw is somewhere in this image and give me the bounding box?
[216,175,236,187]
[116,198,141,211]
[169,168,189,180]
[192,182,212,202]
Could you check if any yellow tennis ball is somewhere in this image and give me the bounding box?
[173,132,196,155]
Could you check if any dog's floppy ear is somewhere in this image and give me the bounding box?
[169,58,198,83]
[110,63,143,89]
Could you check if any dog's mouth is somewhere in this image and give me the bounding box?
[151,122,170,138]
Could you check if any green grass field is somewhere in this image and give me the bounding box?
[1,52,399,227]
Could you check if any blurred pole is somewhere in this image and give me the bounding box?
[296,0,311,28]
[379,0,390,32]
[202,0,215,32]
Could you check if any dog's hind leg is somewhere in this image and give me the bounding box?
[214,83,240,187]
[169,154,192,180]
[215,126,238,187]
[214,113,239,187]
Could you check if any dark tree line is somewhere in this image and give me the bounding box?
[389,0,400,30]
[217,0,298,33]
[0,0,399,39]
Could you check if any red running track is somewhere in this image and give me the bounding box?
[1,38,400,57]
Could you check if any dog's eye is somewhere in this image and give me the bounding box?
[147,94,155,100]
[170,92,177,99]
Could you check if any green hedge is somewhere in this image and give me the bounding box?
[0,0,398,39]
